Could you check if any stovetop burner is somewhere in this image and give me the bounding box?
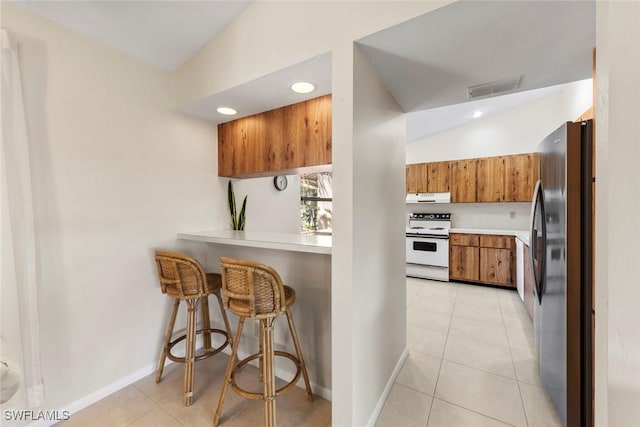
[407,212,451,236]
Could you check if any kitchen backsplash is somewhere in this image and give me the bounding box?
[406,202,531,230]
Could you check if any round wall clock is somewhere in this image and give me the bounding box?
[273,175,288,191]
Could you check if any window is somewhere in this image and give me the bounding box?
[300,172,332,234]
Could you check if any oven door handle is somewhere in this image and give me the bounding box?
[406,234,450,240]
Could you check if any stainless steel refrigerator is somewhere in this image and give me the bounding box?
[530,120,593,426]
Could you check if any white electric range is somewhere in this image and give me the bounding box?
[406,213,451,281]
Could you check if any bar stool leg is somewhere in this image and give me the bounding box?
[214,317,245,427]
[156,299,180,383]
[262,318,276,427]
[200,296,212,351]
[214,289,234,349]
[285,309,314,402]
[183,298,199,406]
[259,321,265,383]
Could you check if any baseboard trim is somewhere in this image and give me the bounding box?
[365,346,409,427]
[27,339,332,427]
[26,361,158,427]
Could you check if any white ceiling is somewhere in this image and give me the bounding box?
[356,0,595,113]
[11,0,595,138]
[10,0,251,71]
[179,53,332,124]
[406,82,570,142]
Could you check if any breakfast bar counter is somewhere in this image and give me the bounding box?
[177,230,332,254]
[177,229,333,401]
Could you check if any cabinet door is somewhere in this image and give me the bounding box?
[480,235,515,250]
[477,156,506,202]
[523,244,534,319]
[218,95,332,178]
[450,245,480,282]
[218,119,250,177]
[299,94,332,167]
[504,153,539,202]
[480,247,515,287]
[406,163,428,193]
[450,233,480,246]
[450,159,477,202]
[427,161,450,192]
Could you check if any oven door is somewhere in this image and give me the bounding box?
[406,234,449,267]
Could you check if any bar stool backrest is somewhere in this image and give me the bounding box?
[219,257,286,319]
[155,251,208,299]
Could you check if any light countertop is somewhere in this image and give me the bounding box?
[177,230,332,255]
[450,228,530,246]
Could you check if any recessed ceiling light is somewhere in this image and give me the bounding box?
[290,81,316,94]
[472,111,483,118]
[217,107,237,115]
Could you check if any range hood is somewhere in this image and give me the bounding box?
[406,192,451,204]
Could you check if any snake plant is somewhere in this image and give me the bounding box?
[227,180,247,230]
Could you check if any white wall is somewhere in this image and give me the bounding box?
[408,202,531,231]
[406,79,593,163]
[595,2,640,426]
[228,175,301,233]
[1,3,225,416]
[351,46,407,426]
[170,2,451,425]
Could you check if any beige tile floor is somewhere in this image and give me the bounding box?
[57,349,331,427]
[376,277,563,427]
[58,278,561,427]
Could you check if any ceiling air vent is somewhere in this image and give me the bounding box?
[467,76,522,99]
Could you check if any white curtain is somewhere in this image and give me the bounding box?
[1,28,44,408]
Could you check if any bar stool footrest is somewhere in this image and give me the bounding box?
[167,328,230,363]
[229,351,303,400]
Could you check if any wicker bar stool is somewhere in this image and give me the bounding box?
[154,251,233,406]
[213,257,313,427]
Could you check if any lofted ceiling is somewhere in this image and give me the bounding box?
[356,0,595,114]
[10,0,595,139]
[10,0,252,71]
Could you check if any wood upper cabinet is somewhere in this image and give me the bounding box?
[427,161,450,192]
[406,163,428,193]
[406,161,448,193]
[504,153,540,202]
[477,156,506,202]
[408,153,538,202]
[450,159,477,202]
[218,95,331,177]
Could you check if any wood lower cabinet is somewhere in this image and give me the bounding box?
[479,248,515,287]
[450,233,516,288]
[450,245,480,282]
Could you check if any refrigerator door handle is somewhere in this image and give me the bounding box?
[530,180,546,304]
